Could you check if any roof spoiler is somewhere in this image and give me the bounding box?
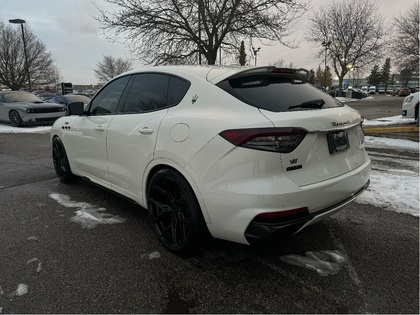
[226,67,311,83]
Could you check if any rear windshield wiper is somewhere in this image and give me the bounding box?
[288,99,325,110]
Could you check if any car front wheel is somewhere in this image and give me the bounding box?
[52,137,78,183]
[147,168,207,255]
[9,110,23,127]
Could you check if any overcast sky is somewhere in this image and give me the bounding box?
[0,0,415,84]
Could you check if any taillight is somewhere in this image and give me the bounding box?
[219,127,308,153]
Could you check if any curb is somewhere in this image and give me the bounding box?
[363,126,419,134]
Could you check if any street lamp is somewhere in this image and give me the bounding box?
[9,18,31,91]
[321,39,331,90]
[252,46,260,66]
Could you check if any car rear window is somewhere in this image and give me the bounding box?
[217,74,343,112]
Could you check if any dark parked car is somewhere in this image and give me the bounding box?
[398,88,411,97]
[47,94,91,109]
[0,91,66,127]
[351,89,368,99]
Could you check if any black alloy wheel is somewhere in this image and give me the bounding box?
[52,137,77,183]
[9,110,23,127]
[147,169,207,255]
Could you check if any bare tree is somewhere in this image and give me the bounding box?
[306,0,386,95]
[269,59,294,68]
[0,21,59,91]
[95,0,308,65]
[94,55,133,84]
[390,2,419,71]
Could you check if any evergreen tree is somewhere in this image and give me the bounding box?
[367,65,381,86]
[315,65,323,87]
[238,41,247,66]
[380,58,391,87]
[314,65,332,89]
[309,69,316,85]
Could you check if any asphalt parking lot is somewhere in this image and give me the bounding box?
[0,94,418,313]
[345,94,419,142]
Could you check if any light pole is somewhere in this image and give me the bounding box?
[10,18,31,91]
[321,39,331,91]
[252,46,260,66]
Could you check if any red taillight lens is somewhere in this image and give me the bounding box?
[219,127,307,153]
[256,207,309,219]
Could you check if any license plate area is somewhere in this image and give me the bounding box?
[327,130,350,154]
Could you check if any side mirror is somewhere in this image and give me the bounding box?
[68,102,85,115]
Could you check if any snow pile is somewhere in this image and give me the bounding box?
[0,124,51,133]
[356,136,419,217]
[363,115,415,126]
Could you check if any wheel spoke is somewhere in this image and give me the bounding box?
[152,183,168,197]
[149,198,173,224]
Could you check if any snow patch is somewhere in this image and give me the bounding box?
[280,250,346,276]
[49,193,126,228]
[27,258,42,273]
[358,136,420,217]
[141,251,161,260]
[10,284,28,297]
[0,124,50,134]
[363,115,415,126]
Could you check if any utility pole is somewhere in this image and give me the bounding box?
[322,39,331,90]
[252,46,261,66]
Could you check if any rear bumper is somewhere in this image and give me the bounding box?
[245,180,370,243]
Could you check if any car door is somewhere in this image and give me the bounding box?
[70,75,131,187]
[106,73,190,202]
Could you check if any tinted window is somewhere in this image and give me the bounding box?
[168,76,190,106]
[217,74,343,112]
[121,74,169,113]
[89,76,130,115]
[120,73,190,113]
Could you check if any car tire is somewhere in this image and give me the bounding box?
[9,110,23,127]
[147,168,208,255]
[52,137,78,183]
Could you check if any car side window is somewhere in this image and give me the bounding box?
[119,74,190,113]
[89,76,130,115]
[167,76,191,106]
[121,74,169,113]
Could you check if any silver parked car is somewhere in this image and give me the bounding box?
[0,91,66,127]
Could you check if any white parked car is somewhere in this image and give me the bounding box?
[361,86,369,94]
[402,92,419,126]
[51,65,371,254]
[369,86,376,94]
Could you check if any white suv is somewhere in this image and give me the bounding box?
[51,65,371,254]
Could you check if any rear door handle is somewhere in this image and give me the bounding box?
[94,126,105,132]
[139,127,154,135]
